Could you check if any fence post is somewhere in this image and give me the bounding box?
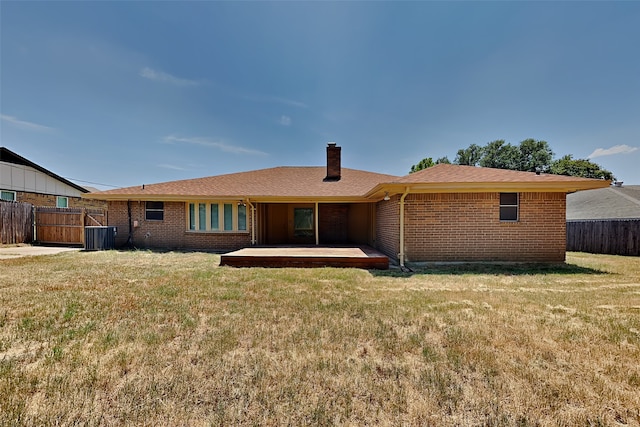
[32,205,37,243]
[82,208,86,249]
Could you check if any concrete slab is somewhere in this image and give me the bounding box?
[0,245,81,260]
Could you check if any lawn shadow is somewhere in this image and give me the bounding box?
[372,262,609,278]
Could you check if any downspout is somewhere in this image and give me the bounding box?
[246,199,256,245]
[315,202,319,246]
[126,200,134,249]
[399,187,409,268]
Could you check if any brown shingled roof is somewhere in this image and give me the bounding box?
[89,167,400,201]
[364,164,611,198]
[88,163,611,202]
[395,164,608,184]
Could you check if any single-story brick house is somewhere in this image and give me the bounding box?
[87,143,609,265]
[1,147,106,210]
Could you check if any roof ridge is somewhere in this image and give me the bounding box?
[610,187,640,207]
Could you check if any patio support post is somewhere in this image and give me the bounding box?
[315,202,319,245]
[399,187,409,267]
[246,199,256,245]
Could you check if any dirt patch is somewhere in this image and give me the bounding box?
[0,245,80,259]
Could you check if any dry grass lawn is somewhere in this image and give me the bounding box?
[0,250,639,426]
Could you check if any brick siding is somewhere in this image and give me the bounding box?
[402,192,566,262]
[17,192,107,210]
[376,195,400,260]
[107,201,251,251]
[105,191,567,260]
[319,203,348,243]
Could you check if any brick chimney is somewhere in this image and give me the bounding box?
[325,142,341,181]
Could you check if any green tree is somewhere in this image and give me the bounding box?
[454,144,483,166]
[411,139,615,179]
[409,156,451,173]
[549,155,614,180]
[479,140,520,170]
[517,139,553,172]
[410,157,435,173]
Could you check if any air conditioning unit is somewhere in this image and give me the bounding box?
[84,226,117,250]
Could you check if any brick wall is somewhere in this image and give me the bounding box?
[319,203,348,243]
[17,192,107,210]
[107,200,251,251]
[402,192,566,262]
[376,195,400,260]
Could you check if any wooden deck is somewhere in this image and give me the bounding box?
[220,246,389,269]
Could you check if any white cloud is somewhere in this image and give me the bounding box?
[157,164,186,171]
[1,114,55,132]
[588,144,639,159]
[272,97,309,109]
[279,115,292,126]
[139,67,199,87]
[242,94,309,109]
[163,135,267,156]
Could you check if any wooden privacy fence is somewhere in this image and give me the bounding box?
[1,201,34,244]
[35,207,106,245]
[567,219,640,256]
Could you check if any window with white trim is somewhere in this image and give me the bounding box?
[293,207,314,237]
[499,193,519,221]
[187,202,247,232]
[1,190,16,202]
[56,196,68,208]
[145,201,164,221]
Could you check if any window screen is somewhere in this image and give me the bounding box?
[1,191,16,202]
[294,208,314,237]
[499,193,518,221]
[56,196,68,208]
[238,204,247,231]
[210,204,219,230]
[146,201,164,221]
[223,204,233,231]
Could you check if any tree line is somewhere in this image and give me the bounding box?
[409,139,614,180]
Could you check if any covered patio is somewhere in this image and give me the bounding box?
[219,245,389,269]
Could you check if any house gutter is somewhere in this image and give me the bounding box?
[246,199,256,245]
[399,187,409,268]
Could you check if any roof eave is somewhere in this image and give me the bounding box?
[83,193,375,203]
[1,147,89,193]
[365,180,611,198]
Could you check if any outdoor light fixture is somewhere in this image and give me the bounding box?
[383,192,390,201]
[238,201,246,207]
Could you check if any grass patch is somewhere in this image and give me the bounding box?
[0,250,639,425]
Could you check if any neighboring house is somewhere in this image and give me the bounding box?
[566,183,640,256]
[0,147,105,209]
[87,143,609,265]
[567,184,640,220]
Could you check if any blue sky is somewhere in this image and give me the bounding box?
[1,1,639,190]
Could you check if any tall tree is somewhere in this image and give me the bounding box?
[517,139,553,172]
[409,156,451,173]
[411,139,615,179]
[454,144,483,166]
[409,157,435,173]
[479,140,520,170]
[550,155,614,180]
